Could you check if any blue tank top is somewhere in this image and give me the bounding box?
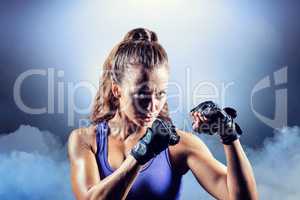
[95,121,183,200]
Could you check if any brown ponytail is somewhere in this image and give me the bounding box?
[90,28,171,124]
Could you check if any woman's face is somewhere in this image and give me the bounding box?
[118,65,169,127]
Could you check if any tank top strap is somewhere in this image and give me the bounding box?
[96,121,109,156]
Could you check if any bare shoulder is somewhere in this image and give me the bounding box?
[171,129,212,157]
[68,125,98,159]
[168,129,213,174]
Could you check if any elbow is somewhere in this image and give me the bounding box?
[243,179,259,200]
[85,186,107,200]
[227,179,258,200]
[229,187,258,200]
[86,185,120,200]
[73,184,106,200]
[239,192,258,200]
[246,188,259,200]
[228,174,259,200]
[240,193,258,200]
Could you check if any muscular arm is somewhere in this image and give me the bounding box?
[177,130,258,200]
[87,155,140,200]
[224,139,258,200]
[68,129,141,200]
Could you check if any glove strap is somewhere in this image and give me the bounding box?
[220,134,239,145]
[130,141,155,165]
[130,129,155,165]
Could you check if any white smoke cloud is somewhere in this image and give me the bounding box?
[0,125,63,157]
[181,126,300,200]
[248,126,300,200]
[1,125,299,199]
[0,125,73,200]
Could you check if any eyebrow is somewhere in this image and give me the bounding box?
[134,88,167,94]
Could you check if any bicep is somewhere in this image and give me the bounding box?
[68,131,101,200]
[185,134,229,200]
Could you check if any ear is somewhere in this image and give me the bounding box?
[111,82,121,98]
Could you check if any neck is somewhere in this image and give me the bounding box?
[108,110,147,141]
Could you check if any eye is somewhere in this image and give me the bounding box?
[156,91,166,99]
[133,92,149,99]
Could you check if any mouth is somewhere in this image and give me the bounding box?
[138,113,154,122]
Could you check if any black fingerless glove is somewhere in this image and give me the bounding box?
[191,101,243,145]
[131,118,180,165]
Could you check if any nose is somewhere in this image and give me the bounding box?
[134,92,160,116]
[146,94,158,113]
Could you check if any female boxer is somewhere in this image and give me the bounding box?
[68,28,258,200]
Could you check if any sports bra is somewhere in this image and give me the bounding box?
[95,120,183,200]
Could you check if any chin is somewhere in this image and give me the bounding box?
[141,121,153,128]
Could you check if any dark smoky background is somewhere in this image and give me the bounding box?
[1,1,300,199]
